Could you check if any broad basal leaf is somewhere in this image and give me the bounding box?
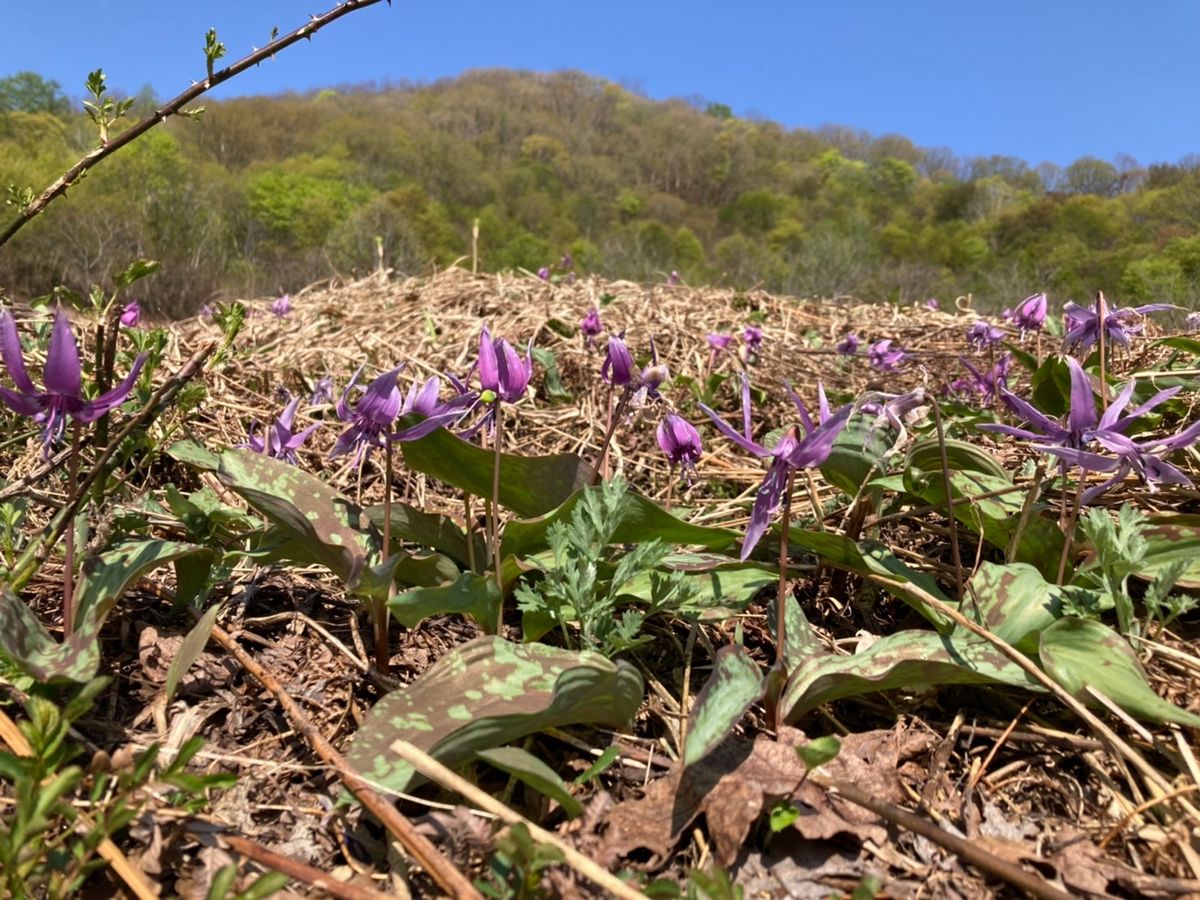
[1137,514,1200,589]
[1039,617,1200,727]
[345,636,643,795]
[216,449,381,590]
[476,746,583,818]
[684,644,765,766]
[399,427,594,517]
[387,571,501,631]
[365,501,480,568]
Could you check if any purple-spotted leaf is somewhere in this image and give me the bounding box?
[684,644,765,766]
[1039,617,1200,726]
[0,540,213,682]
[344,636,643,795]
[1136,514,1200,589]
[399,426,594,517]
[967,562,1063,652]
[216,449,382,591]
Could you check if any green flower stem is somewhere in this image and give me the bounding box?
[767,468,796,731]
[594,387,629,483]
[375,440,395,674]
[930,397,965,599]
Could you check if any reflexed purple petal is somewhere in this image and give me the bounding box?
[1039,445,1121,472]
[784,381,814,434]
[337,365,365,422]
[120,300,141,328]
[0,311,38,396]
[602,335,635,386]
[740,374,753,442]
[742,456,790,560]
[1065,357,1098,435]
[785,405,851,469]
[357,367,403,427]
[817,384,831,424]
[390,410,463,443]
[997,388,1068,441]
[1111,386,1180,433]
[699,402,767,457]
[277,396,300,431]
[77,353,147,423]
[478,326,499,392]
[44,310,82,399]
[1144,417,1200,454]
[0,385,45,416]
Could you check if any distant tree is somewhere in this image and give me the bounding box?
[0,71,72,116]
[1064,156,1120,196]
[705,102,732,120]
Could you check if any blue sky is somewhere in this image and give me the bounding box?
[5,1,1198,167]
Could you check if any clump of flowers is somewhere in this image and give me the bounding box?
[965,320,1004,351]
[1063,295,1175,353]
[1012,292,1047,334]
[580,308,603,349]
[330,365,402,462]
[702,377,850,558]
[868,339,906,373]
[478,325,533,405]
[949,354,1012,405]
[243,397,319,465]
[0,308,147,457]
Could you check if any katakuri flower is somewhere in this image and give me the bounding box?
[632,337,669,408]
[119,300,141,328]
[1012,292,1047,333]
[868,339,906,372]
[243,396,319,465]
[742,325,764,353]
[390,374,479,443]
[330,364,403,461]
[0,308,147,456]
[310,375,334,405]
[601,334,636,387]
[657,413,703,475]
[580,308,603,348]
[667,270,681,286]
[701,376,850,559]
[478,325,533,404]
[925,298,940,311]
[271,294,291,319]
[949,354,1011,404]
[1062,295,1176,353]
[536,266,551,281]
[1186,311,1200,332]
[965,320,1004,351]
[836,333,860,355]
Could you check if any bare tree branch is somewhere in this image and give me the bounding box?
[0,0,388,250]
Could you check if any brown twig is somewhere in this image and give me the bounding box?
[199,616,482,899]
[215,831,396,900]
[808,772,1074,900]
[0,0,388,249]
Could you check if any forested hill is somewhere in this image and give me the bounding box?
[2,68,1200,315]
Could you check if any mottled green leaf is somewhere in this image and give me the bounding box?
[820,413,891,496]
[780,626,1042,723]
[365,501,479,567]
[399,426,594,517]
[387,570,501,631]
[165,604,220,702]
[967,562,1062,652]
[216,449,381,589]
[345,636,643,795]
[0,540,212,682]
[167,438,221,471]
[476,746,583,818]
[1137,514,1200,589]
[684,644,765,766]
[1039,617,1200,726]
[502,488,737,560]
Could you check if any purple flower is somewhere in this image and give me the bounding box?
[965,320,1004,351]
[925,298,940,311]
[536,266,551,281]
[836,333,860,355]
[742,325,764,359]
[390,374,479,443]
[657,413,703,474]
[1063,295,1176,354]
[330,364,402,461]
[950,354,1011,404]
[581,308,603,348]
[478,326,533,404]
[119,300,141,328]
[0,309,147,457]
[310,375,334,405]
[859,387,931,450]
[271,294,291,319]
[632,337,669,408]
[601,334,636,387]
[667,270,681,286]
[701,377,850,559]
[559,253,573,271]
[1186,311,1200,332]
[707,332,734,366]
[1012,293,1047,333]
[243,397,319,465]
[868,339,906,372]
[199,303,214,320]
